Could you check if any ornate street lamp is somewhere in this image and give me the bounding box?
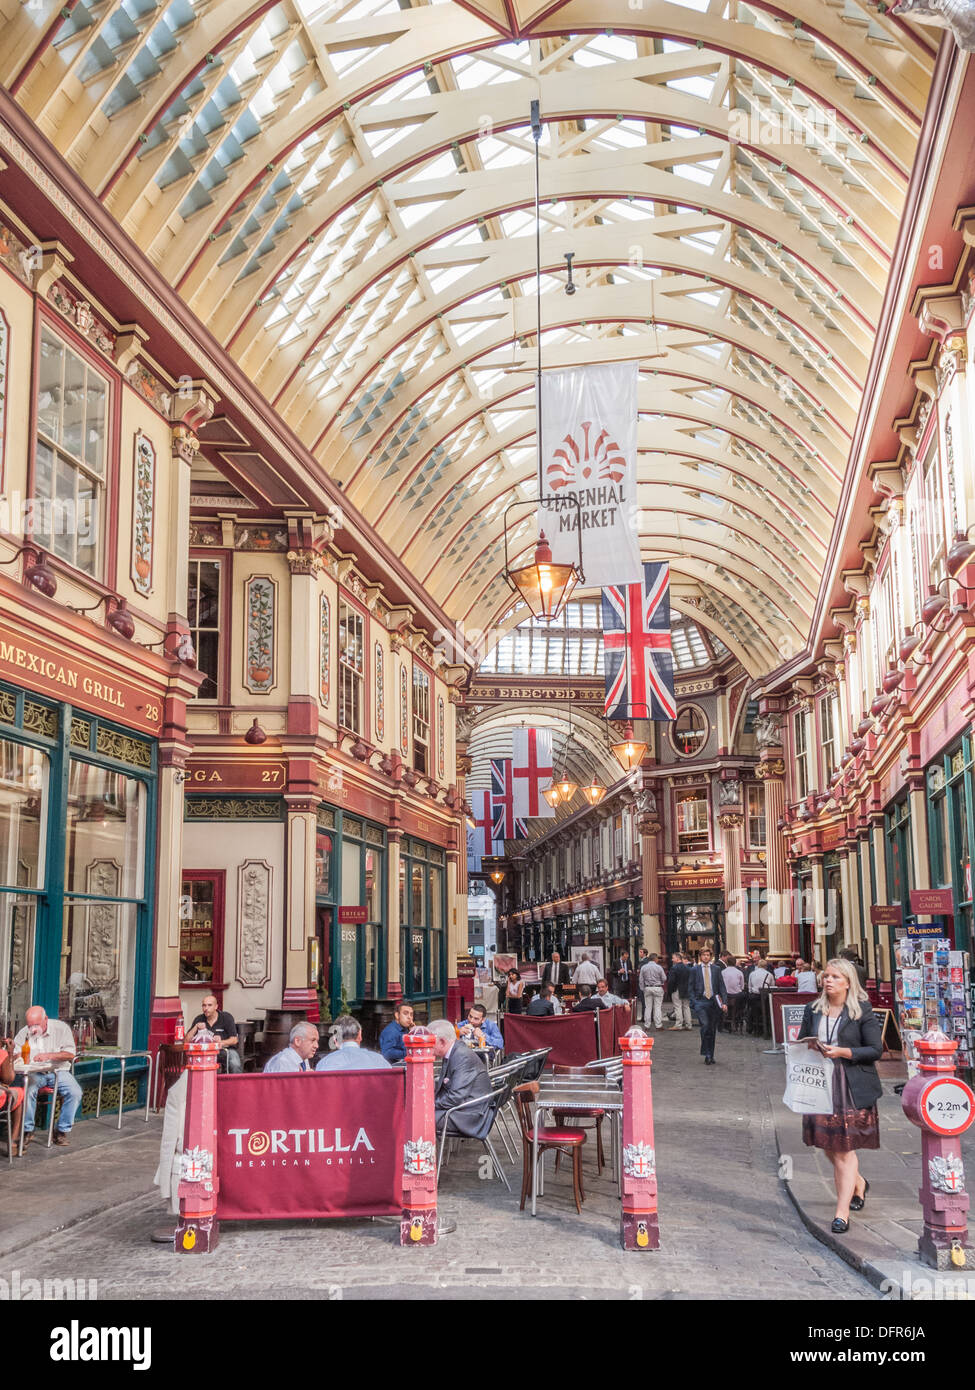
[580,772,606,806]
[610,722,647,773]
[505,529,580,622]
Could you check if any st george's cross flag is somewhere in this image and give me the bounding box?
[512,727,555,820]
[602,561,677,721]
[491,759,528,841]
[468,787,502,870]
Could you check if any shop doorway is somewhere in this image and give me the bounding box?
[665,899,725,959]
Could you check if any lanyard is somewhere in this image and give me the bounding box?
[824,1010,842,1047]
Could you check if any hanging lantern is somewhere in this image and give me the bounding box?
[542,783,561,809]
[581,774,606,806]
[610,723,647,773]
[505,530,579,623]
[555,773,577,802]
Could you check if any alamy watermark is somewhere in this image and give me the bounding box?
[0,493,93,543]
[0,1268,97,1300]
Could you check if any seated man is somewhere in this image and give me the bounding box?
[316,1015,391,1071]
[527,983,558,1016]
[0,1037,25,1154]
[571,983,602,1013]
[456,1003,503,1051]
[429,1018,492,1136]
[595,978,626,1007]
[379,1001,414,1063]
[185,995,242,1073]
[263,1021,321,1073]
[12,1005,83,1148]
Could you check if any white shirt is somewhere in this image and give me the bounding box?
[572,960,600,986]
[263,1045,313,1074]
[796,971,819,993]
[12,1018,76,1073]
[748,968,774,994]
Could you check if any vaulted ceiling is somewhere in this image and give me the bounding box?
[1,0,938,675]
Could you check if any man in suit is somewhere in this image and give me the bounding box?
[528,983,559,1016]
[614,951,634,1000]
[429,1019,493,1137]
[571,984,603,1013]
[541,951,570,991]
[687,948,728,1065]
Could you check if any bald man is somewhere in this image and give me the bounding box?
[12,1006,82,1148]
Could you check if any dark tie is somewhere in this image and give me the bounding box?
[300,1060,308,1071]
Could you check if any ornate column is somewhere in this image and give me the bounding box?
[285,526,325,736]
[386,830,403,1000]
[755,708,791,956]
[810,854,828,958]
[858,833,877,979]
[636,787,662,953]
[445,846,463,1022]
[282,794,318,1011]
[719,808,745,956]
[839,847,861,953]
[909,775,932,902]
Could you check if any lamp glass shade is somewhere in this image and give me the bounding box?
[541,783,561,808]
[555,775,577,801]
[581,778,606,806]
[947,533,975,577]
[921,587,948,625]
[507,531,578,622]
[611,726,647,772]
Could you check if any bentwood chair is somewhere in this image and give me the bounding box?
[436,1074,517,1191]
[513,1081,586,1214]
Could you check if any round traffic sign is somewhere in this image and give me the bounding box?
[919,1077,975,1137]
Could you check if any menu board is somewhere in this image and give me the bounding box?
[894,936,972,1078]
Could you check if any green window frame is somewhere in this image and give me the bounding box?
[398,838,446,1010]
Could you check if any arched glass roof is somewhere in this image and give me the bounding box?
[3,0,937,675]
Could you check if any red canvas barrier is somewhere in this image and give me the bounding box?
[769,992,818,1047]
[502,1011,598,1066]
[598,1005,615,1058]
[215,1071,405,1220]
[613,1004,632,1051]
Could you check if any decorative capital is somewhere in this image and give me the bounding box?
[718,811,744,831]
[171,422,199,463]
[286,548,323,577]
[756,759,785,780]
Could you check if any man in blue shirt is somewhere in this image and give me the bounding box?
[317,1016,391,1071]
[456,1002,503,1051]
[263,1021,320,1073]
[379,1001,414,1063]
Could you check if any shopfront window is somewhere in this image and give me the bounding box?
[885,798,913,921]
[747,783,766,848]
[338,601,364,734]
[676,789,709,854]
[62,762,147,1048]
[0,739,49,1030]
[399,840,446,1003]
[188,558,222,701]
[179,873,224,985]
[315,831,333,897]
[336,818,385,1005]
[34,325,107,578]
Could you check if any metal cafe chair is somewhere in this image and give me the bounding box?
[513,1081,586,1215]
[488,1055,535,1161]
[436,1074,517,1191]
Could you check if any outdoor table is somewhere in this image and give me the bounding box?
[79,1049,153,1128]
[530,1076,624,1217]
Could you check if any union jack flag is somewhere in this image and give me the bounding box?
[491,759,528,841]
[468,788,502,869]
[602,562,677,721]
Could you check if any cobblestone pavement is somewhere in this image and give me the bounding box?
[4,1030,876,1300]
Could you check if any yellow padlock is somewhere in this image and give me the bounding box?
[637,1221,649,1248]
[182,1228,197,1251]
[950,1240,966,1268]
[410,1216,423,1243]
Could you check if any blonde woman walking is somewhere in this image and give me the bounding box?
[799,957,883,1235]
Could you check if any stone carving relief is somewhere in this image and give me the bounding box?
[753,713,782,750]
[892,0,975,49]
[718,778,742,806]
[237,859,272,988]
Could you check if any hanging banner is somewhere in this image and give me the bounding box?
[602,562,677,721]
[512,727,555,820]
[538,362,642,588]
[491,758,528,840]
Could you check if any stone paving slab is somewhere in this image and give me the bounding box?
[0,1030,875,1301]
[761,1045,975,1300]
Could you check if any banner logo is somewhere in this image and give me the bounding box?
[547,420,626,490]
[248,1131,270,1156]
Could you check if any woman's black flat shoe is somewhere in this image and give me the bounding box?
[849,1179,870,1212]
[831,1218,849,1234]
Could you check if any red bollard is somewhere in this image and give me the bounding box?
[175,1038,220,1254]
[902,1031,975,1270]
[400,1028,438,1246]
[619,1028,659,1250]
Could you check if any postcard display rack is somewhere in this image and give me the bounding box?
[894,937,973,1077]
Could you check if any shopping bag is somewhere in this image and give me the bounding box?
[782,1042,834,1115]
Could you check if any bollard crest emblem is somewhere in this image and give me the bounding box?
[929,1152,966,1193]
[404,1138,436,1176]
[180,1146,214,1184]
[622,1142,655,1178]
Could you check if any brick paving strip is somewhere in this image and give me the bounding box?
[0,1032,887,1300]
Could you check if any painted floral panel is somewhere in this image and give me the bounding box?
[375,642,385,739]
[319,593,330,706]
[131,431,155,595]
[245,576,275,694]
